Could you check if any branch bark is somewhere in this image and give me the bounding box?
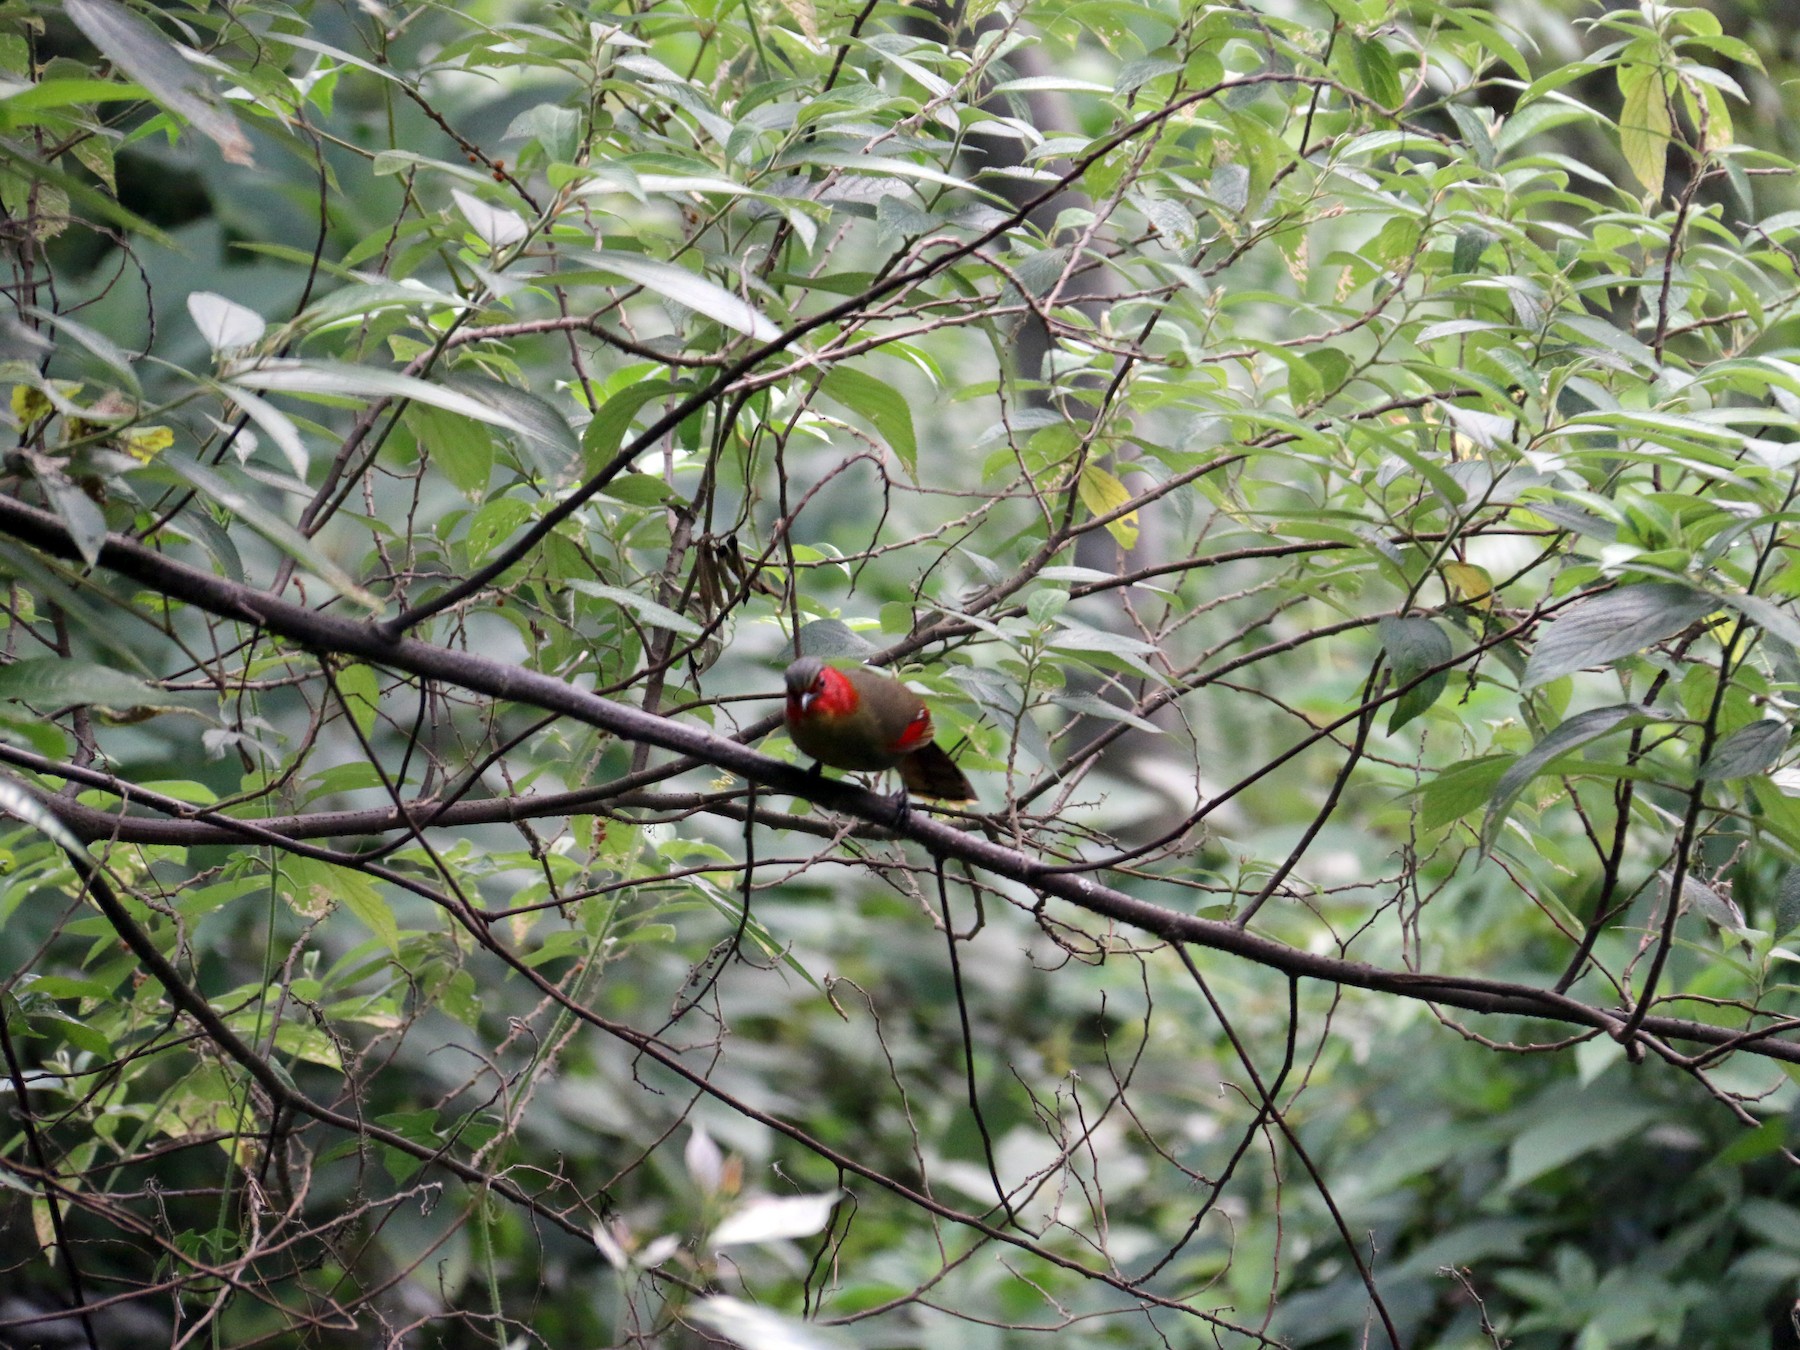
[0,492,1792,1067]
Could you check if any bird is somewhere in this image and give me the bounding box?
[783,656,975,802]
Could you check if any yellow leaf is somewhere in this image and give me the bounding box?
[32,1197,54,1257]
[1619,65,1671,199]
[11,380,84,427]
[1442,561,1494,610]
[1078,464,1139,550]
[11,384,48,422]
[120,425,172,462]
[1682,76,1731,153]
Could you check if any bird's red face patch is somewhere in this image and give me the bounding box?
[787,664,857,725]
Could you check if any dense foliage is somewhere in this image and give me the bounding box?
[6,0,1800,1346]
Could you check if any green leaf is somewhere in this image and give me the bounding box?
[0,77,147,124]
[278,856,400,954]
[1451,226,1493,274]
[567,580,703,638]
[1505,1089,1661,1189]
[1776,866,1800,939]
[1696,719,1787,780]
[335,663,380,741]
[1417,755,1512,830]
[505,103,582,163]
[581,250,781,341]
[1483,705,1646,850]
[155,457,383,611]
[407,404,493,497]
[228,361,573,472]
[30,456,108,566]
[1050,691,1160,733]
[1379,616,1453,733]
[0,542,154,675]
[794,618,876,659]
[0,658,163,713]
[212,381,308,478]
[0,140,174,246]
[1521,584,1715,690]
[1350,35,1402,110]
[1719,592,1800,650]
[820,367,918,479]
[449,187,528,250]
[64,0,253,166]
[598,473,674,506]
[439,372,579,478]
[582,379,678,472]
[24,307,139,395]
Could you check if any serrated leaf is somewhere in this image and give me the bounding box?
[1697,719,1788,780]
[1482,704,1644,850]
[1521,584,1714,690]
[1379,616,1452,733]
[820,366,917,478]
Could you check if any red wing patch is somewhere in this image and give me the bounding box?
[890,706,934,753]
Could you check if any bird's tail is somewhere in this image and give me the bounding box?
[898,743,975,801]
